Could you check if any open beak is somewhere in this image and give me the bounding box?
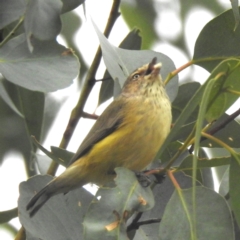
[145,57,162,76]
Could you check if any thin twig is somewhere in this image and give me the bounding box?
[127,217,161,231]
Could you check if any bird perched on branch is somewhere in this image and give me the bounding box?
[26,57,172,217]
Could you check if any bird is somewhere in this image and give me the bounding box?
[26,57,172,217]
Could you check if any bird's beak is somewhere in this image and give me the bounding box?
[145,57,162,76]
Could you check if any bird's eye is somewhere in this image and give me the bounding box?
[132,74,140,80]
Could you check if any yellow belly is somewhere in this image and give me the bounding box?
[77,96,171,185]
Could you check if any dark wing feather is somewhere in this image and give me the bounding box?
[68,98,125,166]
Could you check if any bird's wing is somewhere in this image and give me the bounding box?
[68,98,125,166]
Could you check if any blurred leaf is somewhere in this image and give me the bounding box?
[60,11,87,79]
[194,8,240,72]
[0,98,32,164]
[230,155,240,227]
[159,187,234,240]
[24,0,62,51]
[201,113,240,148]
[219,166,229,196]
[99,28,142,105]
[0,0,26,29]
[170,82,200,143]
[83,168,154,240]
[18,175,94,240]
[61,0,85,13]
[51,146,74,166]
[130,228,148,240]
[18,87,45,149]
[0,78,23,117]
[160,141,183,164]
[230,0,240,31]
[41,94,65,142]
[157,77,208,159]
[0,34,79,92]
[0,208,18,224]
[172,82,200,122]
[120,1,158,49]
[31,137,69,167]
[138,172,194,240]
[178,155,230,171]
[35,154,52,174]
[92,20,178,102]
[205,59,240,122]
[159,59,240,158]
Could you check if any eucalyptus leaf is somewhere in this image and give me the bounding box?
[230,154,240,227]
[0,0,26,29]
[18,175,94,240]
[0,208,18,224]
[24,0,62,50]
[92,20,178,102]
[83,168,154,240]
[98,28,142,105]
[194,8,240,71]
[177,155,231,171]
[0,78,23,117]
[205,59,240,122]
[159,187,234,240]
[0,34,79,92]
[61,0,85,13]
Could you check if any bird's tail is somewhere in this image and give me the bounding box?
[26,182,54,217]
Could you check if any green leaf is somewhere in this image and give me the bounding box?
[230,0,240,31]
[172,82,200,122]
[98,28,142,105]
[201,113,240,148]
[193,8,240,72]
[229,155,240,227]
[219,166,229,196]
[0,78,23,117]
[24,0,62,50]
[159,187,234,240]
[139,172,194,240]
[83,168,154,240]
[50,146,74,166]
[120,1,158,49]
[0,34,79,92]
[205,59,240,122]
[92,20,178,102]
[157,77,207,158]
[0,208,18,224]
[18,87,45,150]
[170,82,200,143]
[0,0,26,29]
[61,0,85,14]
[18,175,94,240]
[178,155,231,171]
[31,137,62,164]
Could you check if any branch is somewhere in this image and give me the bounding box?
[82,111,99,120]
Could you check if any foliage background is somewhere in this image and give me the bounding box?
[0,0,240,239]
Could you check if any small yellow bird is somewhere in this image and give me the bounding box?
[26,57,172,217]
